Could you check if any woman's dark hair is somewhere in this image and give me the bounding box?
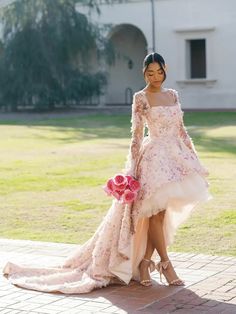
[143,52,166,82]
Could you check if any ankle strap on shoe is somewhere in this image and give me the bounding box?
[141,259,155,272]
[159,260,170,270]
[156,260,170,283]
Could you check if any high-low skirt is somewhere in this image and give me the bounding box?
[3,136,212,294]
[131,136,211,248]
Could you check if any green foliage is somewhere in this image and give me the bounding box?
[0,0,114,111]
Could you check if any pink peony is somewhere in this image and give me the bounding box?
[125,175,133,184]
[114,174,127,185]
[128,179,141,192]
[113,174,128,191]
[122,189,137,203]
[103,173,140,204]
[112,190,123,201]
[103,178,115,195]
[107,178,115,191]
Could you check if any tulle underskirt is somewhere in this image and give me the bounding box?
[137,173,212,246]
[139,173,210,217]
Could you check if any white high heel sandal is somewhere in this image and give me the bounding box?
[139,258,155,287]
[156,260,185,286]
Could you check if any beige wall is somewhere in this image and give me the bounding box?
[2,0,235,108]
[85,0,236,109]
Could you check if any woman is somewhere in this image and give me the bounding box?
[3,52,211,294]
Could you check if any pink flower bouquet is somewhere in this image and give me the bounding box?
[103,174,140,204]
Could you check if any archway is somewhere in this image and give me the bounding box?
[106,24,147,105]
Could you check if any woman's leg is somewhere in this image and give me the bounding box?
[149,210,168,260]
[149,210,183,284]
[144,231,154,260]
[139,231,154,284]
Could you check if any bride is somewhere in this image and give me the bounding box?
[3,52,211,294]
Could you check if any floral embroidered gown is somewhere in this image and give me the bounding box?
[3,89,211,294]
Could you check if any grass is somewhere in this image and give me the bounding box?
[0,111,235,255]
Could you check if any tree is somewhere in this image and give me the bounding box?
[0,0,116,111]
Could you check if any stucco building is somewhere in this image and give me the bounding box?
[83,0,236,109]
[1,0,235,109]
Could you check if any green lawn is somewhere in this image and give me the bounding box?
[0,111,235,256]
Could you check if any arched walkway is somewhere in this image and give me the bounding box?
[106,24,147,105]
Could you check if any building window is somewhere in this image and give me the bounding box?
[186,39,206,79]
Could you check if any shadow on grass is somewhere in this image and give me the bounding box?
[0,110,235,126]
[0,114,131,140]
[0,112,235,154]
[192,133,236,155]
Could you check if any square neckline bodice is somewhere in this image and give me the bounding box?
[141,89,178,109]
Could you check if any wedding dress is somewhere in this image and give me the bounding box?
[3,88,211,294]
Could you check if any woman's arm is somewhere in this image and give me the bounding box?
[172,89,197,154]
[179,119,197,154]
[125,93,145,177]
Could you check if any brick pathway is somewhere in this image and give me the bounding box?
[0,239,235,313]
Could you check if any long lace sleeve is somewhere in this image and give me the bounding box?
[125,93,146,177]
[179,118,197,154]
[172,89,197,154]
